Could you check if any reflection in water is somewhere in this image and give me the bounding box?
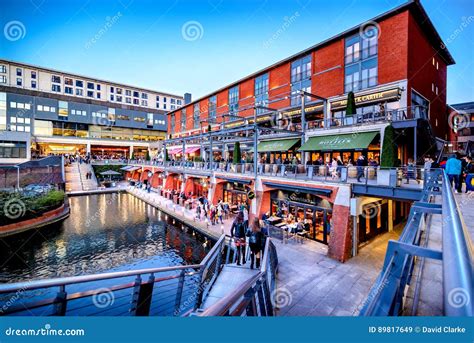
[0,193,210,283]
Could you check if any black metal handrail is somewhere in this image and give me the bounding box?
[197,238,278,316]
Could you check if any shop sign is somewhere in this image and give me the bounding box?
[282,104,324,117]
[330,88,401,110]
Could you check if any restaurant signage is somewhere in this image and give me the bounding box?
[330,88,401,111]
[282,104,324,118]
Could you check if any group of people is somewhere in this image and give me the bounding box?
[231,215,266,270]
[442,154,474,193]
[195,198,235,225]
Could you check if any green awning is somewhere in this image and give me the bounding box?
[299,131,378,151]
[252,138,300,153]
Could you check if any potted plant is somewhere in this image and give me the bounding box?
[377,125,398,186]
[345,91,356,125]
[233,141,242,172]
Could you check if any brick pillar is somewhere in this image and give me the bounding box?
[327,204,352,262]
[212,182,224,205]
[184,177,194,195]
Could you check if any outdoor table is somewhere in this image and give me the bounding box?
[267,216,282,225]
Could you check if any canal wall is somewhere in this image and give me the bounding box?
[0,202,70,237]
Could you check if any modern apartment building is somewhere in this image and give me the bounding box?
[158,0,455,261]
[0,59,188,164]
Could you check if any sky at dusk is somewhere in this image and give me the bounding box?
[1,0,473,103]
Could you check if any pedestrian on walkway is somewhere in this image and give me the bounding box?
[196,204,201,220]
[242,205,249,230]
[356,155,367,182]
[445,154,462,192]
[217,203,223,224]
[405,158,419,184]
[231,212,246,266]
[247,218,264,269]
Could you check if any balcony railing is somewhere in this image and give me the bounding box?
[124,159,430,190]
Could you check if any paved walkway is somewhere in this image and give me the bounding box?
[455,192,474,242]
[274,227,401,316]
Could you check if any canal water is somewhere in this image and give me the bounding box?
[0,193,211,284]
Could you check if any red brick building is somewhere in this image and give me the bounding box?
[160,0,455,262]
[168,0,454,140]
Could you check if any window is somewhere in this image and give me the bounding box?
[170,113,175,133]
[255,73,269,114]
[87,82,94,89]
[110,94,114,101]
[97,84,101,91]
[133,99,139,105]
[16,78,22,86]
[181,108,186,130]
[0,92,6,130]
[31,71,37,79]
[156,95,160,101]
[177,99,182,105]
[344,26,378,93]
[116,88,122,94]
[116,95,122,102]
[97,93,101,99]
[163,104,167,109]
[0,76,6,84]
[87,90,94,97]
[126,97,131,104]
[10,102,17,108]
[52,84,61,92]
[193,103,200,129]
[110,86,114,93]
[64,78,73,85]
[171,98,176,104]
[76,89,83,96]
[125,90,131,96]
[0,65,6,73]
[16,68,22,76]
[0,141,27,158]
[411,90,429,119]
[141,100,148,106]
[228,85,239,118]
[141,93,148,99]
[170,105,175,110]
[291,55,312,106]
[65,86,73,94]
[163,97,167,102]
[147,113,153,126]
[208,95,217,121]
[31,80,37,89]
[51,75,61,83]
[58,101,68,117]
[76,80,83,87]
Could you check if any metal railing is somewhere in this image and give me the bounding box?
[197,237,278,316]
[359,169,473,316]
[125,158,426,190]
[0,234,227,316]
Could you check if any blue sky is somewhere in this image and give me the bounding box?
[1,0,473,103]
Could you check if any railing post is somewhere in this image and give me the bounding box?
[131,274,155,316]
[244,287,257,316]
[174,270,186,316]
[54,285,68,316]
[255,279,267,316]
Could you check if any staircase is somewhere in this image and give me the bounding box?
[65,162,98,192]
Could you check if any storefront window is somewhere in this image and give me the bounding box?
[193,103,200,129]
[270,190,332,244]
[255,73,269,114]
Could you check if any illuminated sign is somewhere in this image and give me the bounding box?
[330,88,401,110]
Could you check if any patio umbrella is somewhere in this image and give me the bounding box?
[100,170,122,180]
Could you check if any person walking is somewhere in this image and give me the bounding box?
[405,158,419,184]
[464,156,474,194]
[356,155,368,182]
[457,153,467,193]
[242,205,249,230]
[195,203,201,220]
[217,203,223,224]
[231,212,246,266]
[247,218,264,269]
[445,154,462,192]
